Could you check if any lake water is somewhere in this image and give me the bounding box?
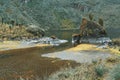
[46,29,119,42]
[46,29,80,43]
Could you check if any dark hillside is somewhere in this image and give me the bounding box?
[0,0,120,37]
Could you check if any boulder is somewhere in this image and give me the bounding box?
[72,34,82,46]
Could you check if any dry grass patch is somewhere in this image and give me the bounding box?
[48,56,120,80]
[67,44,99,52]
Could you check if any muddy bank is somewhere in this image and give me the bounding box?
[0,42,78,80]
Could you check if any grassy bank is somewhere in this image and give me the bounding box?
[109,38,120,55]
[48,56,120,80]
[15,56,120,80]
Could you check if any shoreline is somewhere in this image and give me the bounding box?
[0,41,119,55]
[0,40,51,52]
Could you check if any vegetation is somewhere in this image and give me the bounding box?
[89,13,94,21]
[113,39,120,46]
[48,57,120,80]
[0,23,39,41]
[99,18,104,26]
[80,17,107,38]
[61,19,76,29]
[95,64,107,77]
[0,0,120,33]
[108,39,120,55]
[0,0,119,80]
[108,64,120,80]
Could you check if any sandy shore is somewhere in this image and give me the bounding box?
[67,44,100,51]
[67,44,119,54]
[42,44,113,63]
[0,41,51,51]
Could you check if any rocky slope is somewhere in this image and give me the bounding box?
[0,0,120,37]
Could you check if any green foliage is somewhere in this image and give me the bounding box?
[89,13,94,21]
[95,64,107,77]
[61,19,76,29]
[99,18,104,26]
[88,29,93,35]
[0,0,120,32]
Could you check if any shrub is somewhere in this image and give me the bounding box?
[95,64,107,77]
[98,18,104,26]
[89,13,94,21]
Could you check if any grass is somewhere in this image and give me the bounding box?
[109,38,120,55]
[108,64,120,80]
[17,61,120,80]
[10,60,120,80]
[48,57,120,80]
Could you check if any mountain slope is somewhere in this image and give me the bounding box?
[0,0,120,37]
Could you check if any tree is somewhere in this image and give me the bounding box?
[89,13,94,21]
[98,18,104,26]
[1,17,4,24]
[11,20,15,27]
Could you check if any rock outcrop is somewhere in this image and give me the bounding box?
[80,18,107,38]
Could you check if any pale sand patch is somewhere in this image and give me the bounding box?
[0,41,51,51]
[0,41,20,50]
[35,44,51,47]
[42,44,112,63]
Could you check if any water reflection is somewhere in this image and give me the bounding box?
[46,29,80,42]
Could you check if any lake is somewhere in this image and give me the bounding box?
[46,29,119,43]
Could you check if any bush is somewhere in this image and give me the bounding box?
[95,64,107,77]
[98,18,104,26]
[89,13,94,21]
